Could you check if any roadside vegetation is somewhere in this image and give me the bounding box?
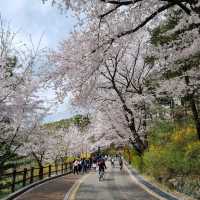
[124,119,200,199]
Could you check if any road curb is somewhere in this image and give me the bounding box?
[124,161,179,200]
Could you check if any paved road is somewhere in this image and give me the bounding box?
[72,162,158,200]
[16,174,82,200]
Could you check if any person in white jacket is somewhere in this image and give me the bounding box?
[73,160,79,174]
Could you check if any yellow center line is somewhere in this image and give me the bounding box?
[67,174,90,200]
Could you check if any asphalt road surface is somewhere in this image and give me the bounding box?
[16,174,82,200]
[71,162,158,200]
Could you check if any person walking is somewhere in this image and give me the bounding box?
[111,157,115,168]
[82,158,87,174]
[78,160,82,173]
[119,156,123,170]
[73,160,79,175]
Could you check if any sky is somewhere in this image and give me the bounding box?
[0,0,75,48]
[0,0,80,122]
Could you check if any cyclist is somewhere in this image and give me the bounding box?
[97,157,106,181]
[119,156,123,170]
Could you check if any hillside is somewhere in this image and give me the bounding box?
[43,114,90,130]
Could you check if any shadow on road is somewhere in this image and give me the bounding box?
[103,178,114,181]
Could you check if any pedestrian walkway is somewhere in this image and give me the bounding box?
[16,174,81,200]
[68,162,158,200]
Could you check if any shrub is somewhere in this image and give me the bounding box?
[185,141,200,175]
[141,121,200,198]
[125,120,200,199]
[130,149,144,172]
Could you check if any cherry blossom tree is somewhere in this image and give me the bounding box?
[20,127,49,167]
[43,0,200,155]
[65,124,89,157]
[43,0,200,51]
[20,126,69,167]
[49,25,156,154]
[0,18,46,174]
[149,8,200,139]
[87,110,127,152]
[47,129,69,163]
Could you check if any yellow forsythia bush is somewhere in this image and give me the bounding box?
[143,122,200,180]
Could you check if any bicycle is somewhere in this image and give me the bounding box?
[99,170,104,181]
[119,163,123,171]
[111,160,115,168]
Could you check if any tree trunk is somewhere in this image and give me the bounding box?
[0,163,4,178]
[142,102,148,149]
[129,122,147,156]
[127,114,148,156]
[0,152,13,177]
[32,152,43,168]
[112,80,148,155]
[189,95,200,140]
[170,98,175,121]
[185,76,200,140]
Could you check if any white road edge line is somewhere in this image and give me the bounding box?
[124,164,166,200]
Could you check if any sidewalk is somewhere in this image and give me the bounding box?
[15,174,82,200]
